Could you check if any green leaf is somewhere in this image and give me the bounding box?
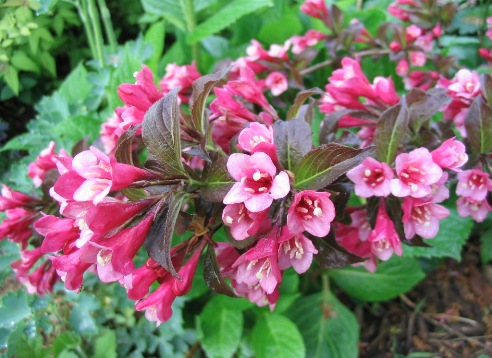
[293,143,374,190]
[403,208,474,260]
[40,51,56,77]
[187,0,273,44]
[69,293,99,335]
[142,88,186,177]
[287,293,359,358]
[0,290,31,329]
[92,330,117,358]
[330,256,425,302]
[374,96,410,164]
[52,115,101,143]
[144,20,166,73]
[251,314,305,358]
[198,296,243,358]
[4,65,19,95]
[10,51,40,73]
[465,96,492,154]
[258,9,302,45]
[53,332,81,356]
[273,117,313,171]
[200,156,235,202]
[480,229,492,264]
[141,0,186,30]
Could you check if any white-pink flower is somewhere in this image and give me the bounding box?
[277,227,318,274]
[223,152,290,212]
[447,69,481,100]
[390,148,443,198]
[431,137,468,172]
[456,168,492,201]
[265,72,288,96]
[457,197,492,222]
[222,203,268,241]
[402,198,449,239]
[287,190,335,237]
[347,157,394,197]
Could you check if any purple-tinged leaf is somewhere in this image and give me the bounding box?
[385,195,406,243]
[200,156,235,202]
[481,73,492,105]
[115,125,140,166]
[374,96,410,164]
[142,88,187,178]
[144,194,187,279]
[310,232,365,269]
[189,67,230,134]
[407,88,450,124]
[293,143,375,190]
[203,243,237,297]
[286,88,324,120]
[273,117,312,171]
[465,96,492,154]
[71,137,90,157]
[319,109,377,145]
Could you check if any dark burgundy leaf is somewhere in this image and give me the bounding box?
[41,169,60,199]
[366,196,380,229]
[385,195,406,242]
[273,117,312,171]
[310,232,365,269]
[327,182,352,224]
[374,96,410,164]
[142,88,187,178]
[465,96,492,154]
[293,143,375,190]
[203,243,237,297]
[481,73,492,105]
[71,137,90,157]
[115,125,140,165]
[144,194,187,279]
[286,88,324,120]
[189,67,230,134]
[183,146,212,163]
[403,235,431,248]
[200,156,235,202]
[406,88,450,132]
[319,110,377,145]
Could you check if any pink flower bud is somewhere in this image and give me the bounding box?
[431,137,468,172]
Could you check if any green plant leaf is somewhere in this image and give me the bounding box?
[198,296,243,358]
[330,256,425,302]
[144,20,166,73]
[0,291,31,329]
[287,293,359,358]
[374,96,409,164]
[293,143,374,190]
[53,332,81,356]
[92,330,117,358]
[52,114,101,143]
[141,0,186,30]
[4,66,20,95]
[68,293,99,335]
[10,51,40,73]
[40,51,56,77]
[251,314,305,358]
[186,0,273,44]
[403,208,473,260]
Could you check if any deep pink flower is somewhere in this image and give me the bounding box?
[51,249,93,291]
[347,157,394,197]
[277,227,318,274]
[12,249,58,296]
[300,0,329,19]
[409,51,426,67]
[265,72,288,96]
[160,62,201,103]
[406,25,422,42]
[237,122,277,161]
[233,281,279,310]
[233,236,281,294]
[0,208,37,248]
[118,65,162,112]
[457,197,492,222]
[431,137,468,172]
[287,190,335,237]
[222,203,268,241]
[226,67,272,111]
[391,148,443,198]
[224,152,290,212]
[404,70,439,91]
[396,59,409,76]
[329,57,375,100]
[0,185,40,211]
[28,141,68,187]
[402,198,449,239]
[456,168,492,201]
[368,203,402,261]
[35,215,80,253]
[372,77,400,106]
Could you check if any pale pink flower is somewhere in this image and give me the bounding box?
[267,44,289,60]
[410,51,426,67]
[406,25,423,42]
[447,69,481,100]
[420,171,449,203]
[224,152,290,212]
[390,148,443,198]
[246,40,270,61]
[159,62,201,103]
[265,72,288,96]
[347,157,394,197]
[233,280,279,310]
[368,203,402,261]
[457,197,492,222]
[289,30,326,54]
[287,190,335,237]
[402,198,449,239]
[222,203,268,241]
[396,59,409,77]
[456,168,492,201]
[277,227,318,274]
[431,137,468,172]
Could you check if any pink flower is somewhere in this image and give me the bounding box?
[159,62,201,103]
[368,203,402,261]
[409,51,426,67]
[372,77,400,106]
[277,227,318,274]
[447,69,481,100]
[245,40,270,61]
[431,137,468,172]
[329,57,375,100]
[347,157,394,197]
[300,0,328,19]
[226,66,271,110]
[51,249,93,291]
[287,190,335,237]
[406,25,422,42]
[34,215,80,253]
[53,146,157,205]
[12,249,58,296]
[289,30,326,54]
[0,185,40,211]
[233,281,279,310]
[391,148,443,198]
[456,168,492,201]
[233,236,281,294]
[224,152,290,212]
[0,208,37,248]
[118,65,162,112]
[28,141,68,187]
[265,72,288,96]
[402,198,449,239]
[222,203,268,241]
[457,197,492,222]
[237,122,277,162]
[396,59,409,77]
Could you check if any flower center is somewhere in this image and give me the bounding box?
[296,196,323,220]
[410,204,432,227]
[400,165,427,192]
[242,171,272,194]
[362,168,385,187]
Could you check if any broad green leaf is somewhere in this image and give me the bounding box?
[92,330,117,358]
[465,96,492,154]
[374,96,409,164]
[258,9,302,45]
[40,51,56,77]
[69,293,99,335]
[4,66,19,95]
[480,229,492,264]
[404,208,473,260]
[330,256,425,302]
[144,20,166,73]
[141,0,186,30]
[53,332,81,356]
[273,117,312,171]
[10,51,40,73]
[200,156,235,202]
[187,0,273,44]
[287,293,359,358]
[293,143,374,190]
[52,115,101,143]
[0,291,31,329]
[251,314,305,358]
[198,296,243,358]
